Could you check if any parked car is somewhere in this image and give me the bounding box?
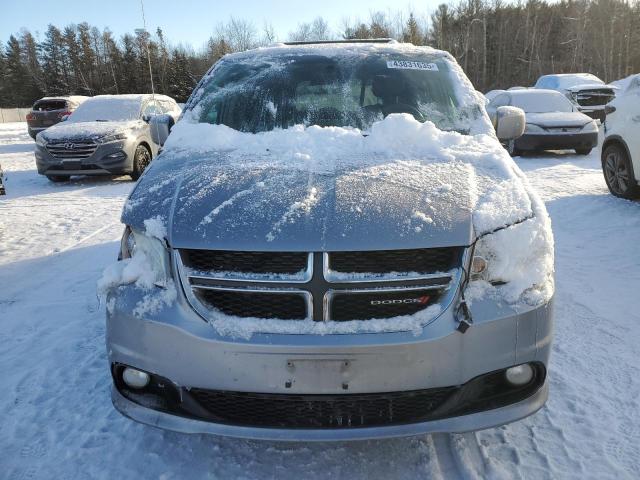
[534,73,616,122]
[601,82,640,199]
[26,96,88,139]
[487,89,598,156]
[34,94,181,182]
[104,40,554,441]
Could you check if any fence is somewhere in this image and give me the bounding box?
[0,108,31,123]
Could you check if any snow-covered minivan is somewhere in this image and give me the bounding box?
[103,40,555,440]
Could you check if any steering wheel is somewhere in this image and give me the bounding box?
[382,103,425,122]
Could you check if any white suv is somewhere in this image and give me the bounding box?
[601,77,640,199]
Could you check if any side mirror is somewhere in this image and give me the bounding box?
[149,113,174,146]
[495,106,525,140]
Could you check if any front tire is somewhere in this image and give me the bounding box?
[130,145,152,181]
[576,148,592,155]
[46,175,70,183]
[602,143,640,199]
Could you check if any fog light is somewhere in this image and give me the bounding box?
[122,367,150,389]
[471,256,487,276]
[505,364,534,386]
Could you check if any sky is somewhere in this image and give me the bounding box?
[0,0,439,49]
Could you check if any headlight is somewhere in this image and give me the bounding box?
[35,134,47,146]
[100,132,127,143]
[524,123,544,133]
[119,226,170,287]
[469,214,554,305]
[581,121,598,133]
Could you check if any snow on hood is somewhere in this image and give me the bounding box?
[565,83,616,92]
[124,114,533,250]
[40,121,138,142]
[526,112,593,128]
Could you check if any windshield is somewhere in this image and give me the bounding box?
[510,92,573,113]
[68,97,141,122]
[188,51,480,133]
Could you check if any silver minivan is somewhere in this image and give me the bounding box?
[104,40,554,441]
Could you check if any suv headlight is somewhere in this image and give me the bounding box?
[35,134,47,147]
[469,214,554,306]
[120,226,170,287]
[100,132,128,143]
[581,121,598,133]
[524,124,544,133]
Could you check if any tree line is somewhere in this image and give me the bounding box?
[0,0,638,107]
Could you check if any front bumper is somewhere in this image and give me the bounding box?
[106,275,553,439]
[516,131,598,152]
[35,140,135,176]
[112,375,549,441]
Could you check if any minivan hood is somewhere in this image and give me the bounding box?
[41,121,137,142]
[125,153,475,251]
[123,117,534,252]
[526,112,592,128]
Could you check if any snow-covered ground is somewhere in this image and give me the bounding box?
[1,121,639,479]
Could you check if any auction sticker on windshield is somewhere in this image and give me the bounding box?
[387,60,439,71]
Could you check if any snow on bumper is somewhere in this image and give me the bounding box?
[105,281,553,438]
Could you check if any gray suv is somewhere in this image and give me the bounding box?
[34,94,180,182]
[104,41,554,441]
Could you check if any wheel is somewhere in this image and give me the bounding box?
[601,143,640,199]
[576,148,592,155]
[130,145,152,181]
[46,175,70,182]
[505,139,522,157]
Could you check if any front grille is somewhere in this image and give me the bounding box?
[575,91,615,107]
[327,247,461,275]
[188,387,456,428]
[46,142,98,159]
[329,288,443,321]
[194,288,309,320]
[182,249,308,275]
[178,248,463,325]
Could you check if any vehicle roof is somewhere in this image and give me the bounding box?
[36,95,90,105]
[220,41,450,64]
[539,73,600,79]
[86,94,175,102]
[506,89,565,98]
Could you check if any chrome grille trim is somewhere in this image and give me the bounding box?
[175,248,469,330]
[322,252,454,283]
[181,251,313,284]
[322,283,454,321]
[46,142,98,159]
[175,253,313,321]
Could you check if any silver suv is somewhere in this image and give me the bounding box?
[34,94,180,182]
[105,40,554,441]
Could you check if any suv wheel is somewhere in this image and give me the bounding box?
[131,145,151,181]
[46,175,70,183]
[602,143,640,199]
